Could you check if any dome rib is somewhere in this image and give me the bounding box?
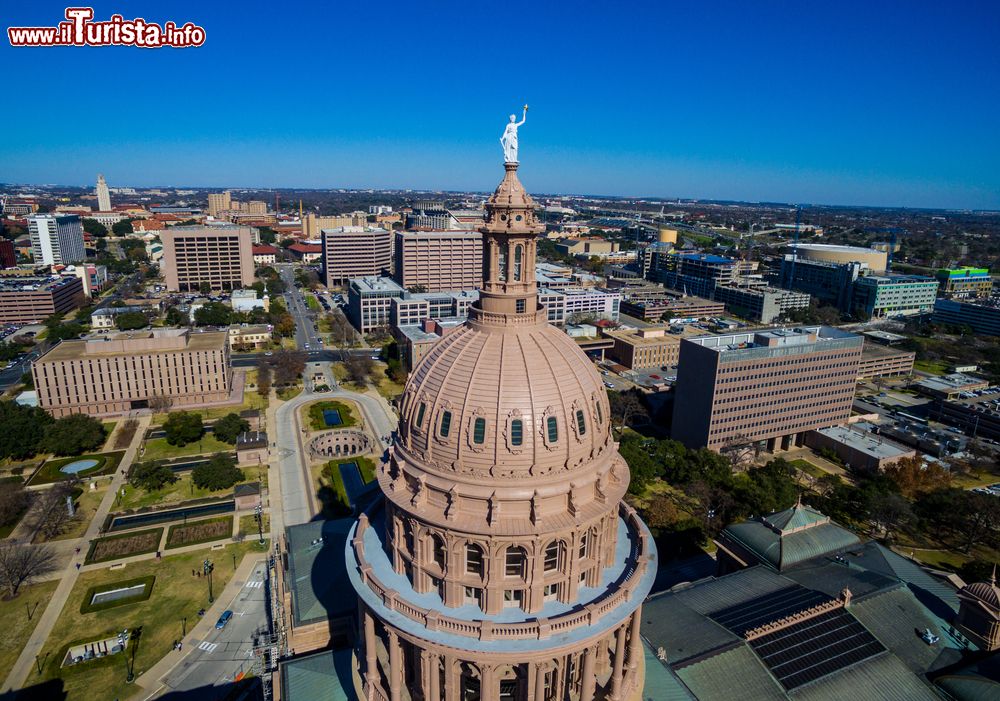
[455,331,494,468]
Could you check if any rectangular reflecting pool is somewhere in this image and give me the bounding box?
[323,409,343,426]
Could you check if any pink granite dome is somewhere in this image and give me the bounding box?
[964,580,1000,611]
[396,314,615,485]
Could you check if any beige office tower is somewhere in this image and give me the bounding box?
[394,230,483,292]
[348,158,655,701]
[207,191,232,217]
[302,212,369,238]
[161,226,255,291]
[33,329,231,417]
[320,226,392,286]
[96,174,111,212]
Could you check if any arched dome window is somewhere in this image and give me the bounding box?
[595,398,603,425]
[510,418,523,446]
[473,417,486,444]
[544,540,565,573]
[513,244,523,281]
[431,534,446,570]
[575,409,587,436]
[505,546,527,578]
[546,416,559,443]
[439,410,453,438]
[415,402,426,428]
[465,543,484,576]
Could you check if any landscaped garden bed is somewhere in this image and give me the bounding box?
[79,575,156,614]
[27,451,125,486]
[165,515,233,549]
[306,400,358,431]
[85,528,163,564]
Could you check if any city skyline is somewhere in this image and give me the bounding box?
[2,1,999,209]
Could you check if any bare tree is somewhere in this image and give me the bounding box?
[345,356,375,386]
[147,395,172,413]
[720,434,761,472]
[114,418,140,450]
[609,391,646,432]
[32,483,76,540]
[272,350,306,386]
[256,358,272,397]
[0,542,56,598]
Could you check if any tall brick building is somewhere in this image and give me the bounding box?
[671,326,862,451]
[161,226,255,292]
[393,230,483,292]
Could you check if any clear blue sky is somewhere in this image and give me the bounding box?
[3,1,998,208]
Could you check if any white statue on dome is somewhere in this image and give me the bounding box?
[500,104,528,163]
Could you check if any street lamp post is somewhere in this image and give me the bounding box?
[182,616,187,637]
[255,504,265,545]
[203,559,214,603]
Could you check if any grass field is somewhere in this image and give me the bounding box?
[305,399,358,431]
[305,294,320,311]
[86,528,163,564]
[277,385,303,401]
[0,579,60,682]
[165,515,233,549]
[151,391,267,425]
[27,451,125,486]
[789,458,828,480]
[372,365,406,402]
[141,434,234,461]
[238,512,270,540]
[35,541,268,701]
[118,471,251,511]
[913,358,950,375]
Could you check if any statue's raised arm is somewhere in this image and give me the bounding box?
[517,104,527,127]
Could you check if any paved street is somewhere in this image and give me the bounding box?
[155,561,270,700]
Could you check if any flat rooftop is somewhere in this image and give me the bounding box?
[813,424,912,460]
[863,330,909,343]
[789,243,882,254]
[914,373,989,393]
[604,324,705,346]
[688,325,861,357]
[37,328,226,362]
[350,276,404,294]
[0,276,79,292]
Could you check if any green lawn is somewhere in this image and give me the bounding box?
[141,434,234,461]
[789,459,828,479]
[27,451,125,486]
[0,579,60,682]
[238,512,270,540]
[914,358,949,375]
[118,471,249,511]
[277,385,303,401]
[318,456,376,518]
[305,399,359,431]
[305,294,321,311]
[150,391,267,425]
[34,541,268,701]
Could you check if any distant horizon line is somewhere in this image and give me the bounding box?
[1,181,997,215]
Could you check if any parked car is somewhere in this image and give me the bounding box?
[215,610,233,630]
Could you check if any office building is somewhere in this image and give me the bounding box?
[713,284,811,323]
[161,226,255,292]
[857,342,915,379]
[403,201,464,230]
[912,373,989,400]
[32,329,231,417]
[851,274,937,319]
[603,325,703,370]
[933,297,1000,336]
[321,227,391,286]
[347,276,405,332]
[619,295,724,322]
[28,214,86,266]
[95,174,111,212]
[554,236,619,257]
[228,324,273,350]
[0,275,86,324]
[537,286,621,324]
[302,212,367,238]
[656,252,747,298]
[207,191,232,217]
[0,239,16,268]
[671,326,862,451]
[231,288,268,312]
[935,267,993,299]
[803,424,915,472]
[393,317,466,371]
[390,289,479,328]
[777,256,863,312]
[393,230,483,292]
[349,157,654,701]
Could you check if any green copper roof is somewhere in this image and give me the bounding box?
[722,506,860,571]
[280,648,353,701]
[641,643,696,700]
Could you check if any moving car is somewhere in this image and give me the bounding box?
[215,610,233,630]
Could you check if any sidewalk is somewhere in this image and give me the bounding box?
[133,553,263,699]
[1,413,152,693]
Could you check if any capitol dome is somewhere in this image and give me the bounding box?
[397,317,615,483]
